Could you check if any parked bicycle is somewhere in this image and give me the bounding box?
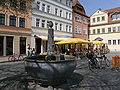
[96,54,110,68]
[86,52,110,71]
[8,53,24,61]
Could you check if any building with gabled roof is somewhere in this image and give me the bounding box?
[72,0,89,40]
[89,7,120,51]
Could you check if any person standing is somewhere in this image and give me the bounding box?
[27,44,31,57]
[31,48,36,56]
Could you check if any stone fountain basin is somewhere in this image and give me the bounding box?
[24,55,77,86]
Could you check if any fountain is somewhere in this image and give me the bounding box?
[24,21,77,86]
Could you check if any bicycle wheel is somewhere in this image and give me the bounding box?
[104,57,110,67]
[8,56,15,61]
[18,55,24,60]
[88,60,92,70]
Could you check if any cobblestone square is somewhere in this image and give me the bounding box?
[0,52,120,90]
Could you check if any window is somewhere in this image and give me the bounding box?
[108,28,111,33]
[37,1,40,4]
[10,0,16,8]
[97,17,100,22]
[19,18,25,28]
[93,29,95,34]
[88,30,91,34]
[118,26,120,32]
[55,8,58,16]
[118,39,120,45]
[66,12,68,19]
[69,13,71,20]
[60,0,62,3]
[112,13,120,20]
[102,16,105,21]
[102,28,105,33]
[41,20,45,28]
[97,29,100,34]
[60,24,62,31]
[66,25,68,32]
[37,1,40,9]
[75,26,77,33]
[55,23,58,30]
[113,27,116,32]
[69,26,71,32]
[113,40,116,45]
[83,17,87,23]
[47,21,49,28]
[93,18,95,23]
[42,4,45,12]
[20,1,26,10]
[60,10,62,17]
[75,26,82,34]
[36,18,40,27]
[0,13,5,25]
[68,1,71,7]
[66,0,68,6]
[108,40,111,45]
[9,16,16,26]
[47,5,50,13]
[75,14,82,22]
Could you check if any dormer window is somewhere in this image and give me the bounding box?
[112,13,120,20]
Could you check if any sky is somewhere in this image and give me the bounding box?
[79,0,120,16]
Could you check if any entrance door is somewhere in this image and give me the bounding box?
[0,36,3,56]
[20,37,26,54]
[6,36,13,55]
[35,38,41,54]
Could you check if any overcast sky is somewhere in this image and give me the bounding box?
[79,0,120,16]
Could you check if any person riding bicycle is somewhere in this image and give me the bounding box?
[86,50,98,68]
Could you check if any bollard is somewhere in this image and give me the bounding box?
[115,55,119,68]
[112,56,115,67]
[119,56,120,67]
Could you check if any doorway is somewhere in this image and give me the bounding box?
[20,37,26,54]
[0,36,3,56]
[6,36,13,55]
[35,38,41,54]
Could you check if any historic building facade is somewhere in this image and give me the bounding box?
[72,0,89,40]
[31,0,73,54]
[0,1,32,56]
[89,7,120,51]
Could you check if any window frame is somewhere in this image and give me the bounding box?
[42,4,45,12]
[0,13,5,25]
[19,17,25,28]
[36,18,40,27]
[41,20,45,28]
[9,15,16,27]
[108,40,111,45]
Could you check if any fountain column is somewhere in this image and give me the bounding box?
[47,21,55,55]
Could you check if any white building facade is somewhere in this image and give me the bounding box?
[31,0,73,54]
[89,7,120,51]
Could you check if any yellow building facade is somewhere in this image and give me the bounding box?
[89,7,120,51]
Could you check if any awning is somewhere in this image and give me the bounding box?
[35,35,68,41]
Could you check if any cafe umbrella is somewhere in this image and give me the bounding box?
[55,38,90,44]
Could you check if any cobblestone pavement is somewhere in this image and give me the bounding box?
[0,55,120,90]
